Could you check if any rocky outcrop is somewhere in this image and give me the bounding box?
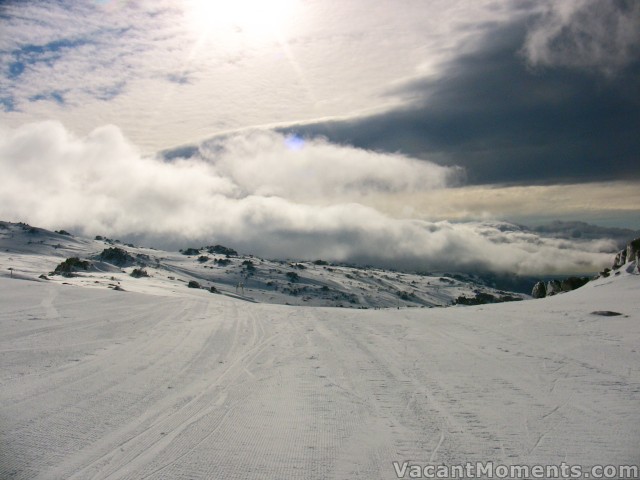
[627,238,640,265]
[533,276,589,298]
[532,281,547,298]
[533,237,640,298]
[546,280,563,296]
[560,276,590,291]
[612,237,640,270]
[613,249,627,269]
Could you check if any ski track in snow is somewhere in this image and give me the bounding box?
[1,272,640,479]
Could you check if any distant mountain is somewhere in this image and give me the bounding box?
[524,220,640,249]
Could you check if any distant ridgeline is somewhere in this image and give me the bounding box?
[531,237,640,299]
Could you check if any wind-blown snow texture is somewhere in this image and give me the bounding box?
[1,224,639,479]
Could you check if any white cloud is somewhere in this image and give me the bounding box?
[0,121,616,275]
[0,0,521,153]
[196,131,458,201]
[522,0,640,75]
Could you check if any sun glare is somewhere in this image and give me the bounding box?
[185,0,296,41]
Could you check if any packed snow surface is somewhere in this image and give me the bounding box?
[1,225,639,479]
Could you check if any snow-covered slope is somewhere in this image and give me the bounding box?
[0,221,525,308]
[1,222,639,479]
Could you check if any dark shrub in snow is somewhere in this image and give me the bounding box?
[242,260,256,272]
[206,245,238,256]
[54,257,89,276]
[130,268,149,278]
[100,247,135,266]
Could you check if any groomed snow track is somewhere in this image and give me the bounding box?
[1,271,639,479]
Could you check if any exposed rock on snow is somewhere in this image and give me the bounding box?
[546,279,563,296]
[531,281,547,298]
[613,249,627,269]
[591,310,623,316]
[626,238,640,265]
[533,237,640,299]
[613,237,640,270]
[560,276,590,292]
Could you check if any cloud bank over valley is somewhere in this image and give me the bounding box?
[0,121,618,275]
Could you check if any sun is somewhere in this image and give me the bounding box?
[185,0,296,42]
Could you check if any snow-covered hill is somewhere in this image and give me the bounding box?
[1,221,639,479]
[0,221,525,309]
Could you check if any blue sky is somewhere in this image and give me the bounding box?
[0,0,639,273]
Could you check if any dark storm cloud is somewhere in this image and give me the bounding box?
[279,20,640,185]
